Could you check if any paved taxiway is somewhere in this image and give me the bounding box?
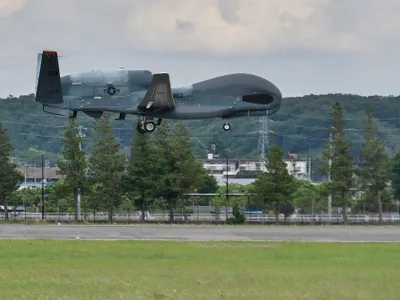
[0,225,399,242]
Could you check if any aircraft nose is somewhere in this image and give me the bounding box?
[260,79,282,102]
[267,82,282,101]
[243,77,282,105]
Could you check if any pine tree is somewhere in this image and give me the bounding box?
[57,119,87,221]
[391,152,400,200]
[359,105,390,224]
[0,123,24,220]
[123,123,157,221]
[325,102,354,224]
[88,114,126,222]
[197,174,219,194]
[154,121,206,222]
[253,142,296,224]
[83,183,103,221]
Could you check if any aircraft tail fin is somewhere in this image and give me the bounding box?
[35,50,63,105]
[138,73,175,112]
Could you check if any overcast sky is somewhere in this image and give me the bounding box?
[0,0,399,98]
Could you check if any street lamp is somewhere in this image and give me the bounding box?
[226,156,229,220]
[41,154,45,220]
[328,127,334,221]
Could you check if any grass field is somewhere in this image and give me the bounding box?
[0,240,399,299]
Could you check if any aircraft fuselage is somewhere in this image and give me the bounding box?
[34,50,282,133]
[58,70,282,120]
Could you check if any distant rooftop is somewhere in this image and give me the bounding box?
[17,167,60,179]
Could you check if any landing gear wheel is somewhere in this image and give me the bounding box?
[223,123,231,131]
[137,123,146,134]
[145,122,155,132]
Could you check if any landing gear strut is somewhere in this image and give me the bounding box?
[69,111,77,119]
[223,123,231,131]
[136,123,146,133]
[136,116,162,133]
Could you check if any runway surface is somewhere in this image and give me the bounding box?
[0,224,399,241]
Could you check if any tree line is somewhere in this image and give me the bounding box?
[253,102,399,224]
[2,103,400,224]
[193,102,398,225]
[4,93,400,168]
[0,113,219,222]
[57,114,219,222]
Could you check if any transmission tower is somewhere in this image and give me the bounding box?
[257,110,271,169]
[78,125,87,151]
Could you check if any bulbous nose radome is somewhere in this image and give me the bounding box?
[191,73,282,106]
[242,75,282,106]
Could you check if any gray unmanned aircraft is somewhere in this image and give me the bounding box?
[34,50,282,133]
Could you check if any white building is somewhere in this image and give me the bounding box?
[200,153,310,185]
[285,160,308,180]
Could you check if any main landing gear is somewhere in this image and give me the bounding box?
[223,122,231,131]
[136,116,162,133]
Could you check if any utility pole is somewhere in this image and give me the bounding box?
[24,161,27,220]
[328,129,333,221]
[226,155,229,220]
[77,188,81,221]
[397,200,399,215]
[76,125,86,222]
[41,154,45,220]
[33,161,36,183]
[24,162,27,184]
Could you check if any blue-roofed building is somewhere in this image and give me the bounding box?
[17,167,60,190]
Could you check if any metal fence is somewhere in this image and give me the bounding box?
[3,208,400,225]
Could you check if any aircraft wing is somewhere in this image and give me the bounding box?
[137,73,175,112]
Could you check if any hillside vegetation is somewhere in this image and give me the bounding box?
[1,93,400,165]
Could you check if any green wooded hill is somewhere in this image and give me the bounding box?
[1,93,400,166]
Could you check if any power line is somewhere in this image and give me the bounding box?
[3,128,394,144]
[3,106,400,121]
[2,131,337,142]
[2,110,400,147]
[3,118,400,135]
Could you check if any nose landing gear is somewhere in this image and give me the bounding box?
[223,123,231,131]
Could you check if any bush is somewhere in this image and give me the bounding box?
[226,204,245,225]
